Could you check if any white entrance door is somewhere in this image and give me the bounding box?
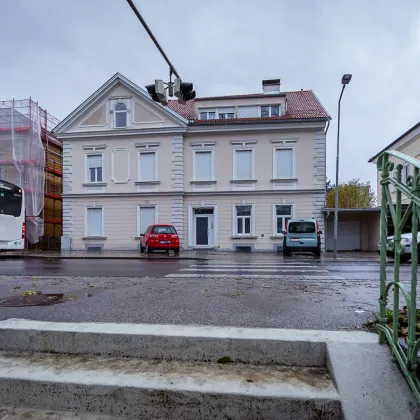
[194,213,214,247]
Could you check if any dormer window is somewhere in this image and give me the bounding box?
[199,110,216,120]
[218,107,235,120]
[219,113,234,120]
[114,103,128,128]
[261,105,280,117]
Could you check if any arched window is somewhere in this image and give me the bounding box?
[114,103,127,128]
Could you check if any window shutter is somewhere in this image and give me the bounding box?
[196,151,212,180]
[87,208,102,236]
[140,152,156,181]
[139,207,156,234]
[88,155,102,169]
[276,149,293,178]
[236,150,252,179]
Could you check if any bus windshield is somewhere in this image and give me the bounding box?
[0,181,23,217]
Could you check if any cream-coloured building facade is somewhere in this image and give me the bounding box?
[53,74,330,251]
[370,121,420,206]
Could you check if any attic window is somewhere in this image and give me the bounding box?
[199,111,216,120]
[114,103,127,128]
[261,105,280,117]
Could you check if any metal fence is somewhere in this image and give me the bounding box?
[377,150,420,402]
[28,236,61,252]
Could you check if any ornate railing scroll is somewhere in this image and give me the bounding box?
[377,150,420,403]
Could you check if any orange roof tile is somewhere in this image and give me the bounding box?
[167,90,329,122]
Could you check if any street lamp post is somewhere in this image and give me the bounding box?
[333,74,352,259]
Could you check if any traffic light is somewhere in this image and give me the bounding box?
[174,79,196,104]
[145,80,168,106]
[145,78,195,106]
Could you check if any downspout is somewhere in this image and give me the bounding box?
[324,117,331,135]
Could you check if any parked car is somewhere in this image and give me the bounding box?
[140,224,180,254]
[377,232,420,263]
[283,218,322,257]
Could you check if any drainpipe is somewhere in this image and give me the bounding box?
[324,117,331,135]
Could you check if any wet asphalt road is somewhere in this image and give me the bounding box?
[0,256,416,331]
[0,258,190,278]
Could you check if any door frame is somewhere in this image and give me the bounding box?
[188,204,218,249]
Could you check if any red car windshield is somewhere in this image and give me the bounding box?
[152,226,176,234]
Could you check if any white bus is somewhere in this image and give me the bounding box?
[0,180,25,250]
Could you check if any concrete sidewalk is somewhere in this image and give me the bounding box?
[0,249,379,261]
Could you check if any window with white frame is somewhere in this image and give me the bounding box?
[235,205,252,235]
[86,154,103,183]
[86,207,103,237]
[137,151,157,181]
[139,206,156,235]
[219,112,235,120]
[199,110,216,120]
[194,150,212,180]
[235,149,253,180]
[218,107,235,119]
[261,105,280,117]
[274,148,294,178]
[389,168,397,192]
[402,163,410,184]
[274,205,292,235]
[114,103,128,128]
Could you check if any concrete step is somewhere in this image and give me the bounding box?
[0,406,122,419]
[0,351,341,420]
[0,319,417,419]
[0,318,376,366]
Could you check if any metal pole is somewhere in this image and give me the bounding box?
[333,84,346,259]
[125,0,181,79]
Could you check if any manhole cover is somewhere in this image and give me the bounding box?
[0,294,64,307]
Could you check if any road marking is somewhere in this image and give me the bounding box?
[181,268,329,273]
[189,264,318,270]
[165,273,345,280]
[197,262,314,266]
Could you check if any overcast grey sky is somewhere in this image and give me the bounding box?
[2,0,420,190]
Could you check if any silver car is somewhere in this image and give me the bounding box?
[377,232,420,263]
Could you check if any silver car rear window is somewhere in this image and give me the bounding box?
[288,222,315,234]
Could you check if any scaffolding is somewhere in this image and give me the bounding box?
[0,99,61,245]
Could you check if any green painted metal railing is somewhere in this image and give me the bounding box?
[377,150,420,403]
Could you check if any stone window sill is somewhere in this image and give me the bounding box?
[271,178,298,182]
[135,181,161,185]
[83,182,107,187]
[82,237,107,240]
[230,235,258,240]
[230,179,257,184]
[190,180,217,184]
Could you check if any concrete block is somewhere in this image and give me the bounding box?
[0,352,341,420]
[0,320,375,367]
[327,342,419,420]
[0,406,120,419]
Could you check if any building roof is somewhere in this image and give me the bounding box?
[167,90,330,123]
[195,93,286,101]
[167,100,195,120]
[53,73,189,134]
[368,121,420,163]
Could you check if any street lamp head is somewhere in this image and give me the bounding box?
[342,74,352,85]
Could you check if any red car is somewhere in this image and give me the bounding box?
[140,224,180,254]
